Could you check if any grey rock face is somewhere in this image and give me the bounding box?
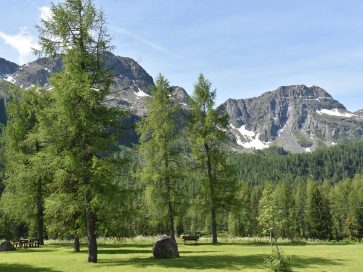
[170,86,189,105]
[152,235,179,259]
[354,109,363,116]
[0,80,14,125]
[1,55,362,153]
[0,58,18,77]
[0,241,16,251]
[0,54,191,146]
[6,53,155,116]
[218,85,363,153]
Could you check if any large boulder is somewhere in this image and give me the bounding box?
[0,241,16,251]
[152,235,179,259]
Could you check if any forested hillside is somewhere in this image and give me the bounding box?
[233,140,363,184]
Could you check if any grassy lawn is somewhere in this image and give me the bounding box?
[0,239,362,271]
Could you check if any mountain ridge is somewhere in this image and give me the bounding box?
[0,54,362,153]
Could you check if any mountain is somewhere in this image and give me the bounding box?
[218,85,363,153]
[0,53,190,145]
[0,55,362,153]
[0,58,18,78]
[354,109,363,116]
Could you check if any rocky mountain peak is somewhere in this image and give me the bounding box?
[0,54,361,153]
[219,85,362,153]
[0,58,19,78]
[274,85,332,99]
[354,109,363,116]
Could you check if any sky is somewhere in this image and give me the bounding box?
[1,0,363,111]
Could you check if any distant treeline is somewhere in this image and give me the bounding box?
[227,175,363,240]
[233,140,363,184]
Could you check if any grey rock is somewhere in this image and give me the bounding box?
[0,241,16,251]
[152,235,179,259]
[1,54,362,154]
[218,85,363,153]
[354,109,363,116]
[0,58,18,77]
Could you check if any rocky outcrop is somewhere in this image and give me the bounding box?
[0,58,18,77]
[152,235,179,259]
[0,241,16,251]
[218,85,363,153]
[354,109,363,116]
[0,55,362,153]
[3,53,155,116]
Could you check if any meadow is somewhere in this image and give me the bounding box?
[0,238,362,272]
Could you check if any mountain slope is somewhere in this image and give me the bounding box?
[218,85,363,153]
[354,109,363,116]
[0,55,362,153]
[0,58,18,78]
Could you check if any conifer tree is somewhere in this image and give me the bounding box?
[1,87,50,245]
[188,74,231,244]
[36,0,126,262]
[306,180,332,239]
[137,74,182,241]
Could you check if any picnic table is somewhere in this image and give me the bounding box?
[13,239,40,248]
[181,233,200,245]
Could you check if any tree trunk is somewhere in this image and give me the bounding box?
[86,204,97,262]
[36,179,44,245]
[35,143,45,245]
[205,143,218,244]
[164,144,175,241]
[74,236,80,252]
[168,197,175,240]
[84,176,97,263]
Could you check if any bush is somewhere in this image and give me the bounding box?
[264,250,293,272]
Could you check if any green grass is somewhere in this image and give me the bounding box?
[0,238,362,271]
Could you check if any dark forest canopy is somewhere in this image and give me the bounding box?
[232,140,363,185]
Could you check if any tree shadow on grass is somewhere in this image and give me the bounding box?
[99,243,152,249]
[7,248,57,253]
[99,254,344,270]
[0,263,61,272]
[99,248,152,254]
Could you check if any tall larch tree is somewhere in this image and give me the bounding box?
[1,87,50,245]
[189,74,231,244]
[36,0,127,262]
[305,180,332,240]
[137,74,182,241]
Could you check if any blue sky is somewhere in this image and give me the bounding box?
[1,0,363,110]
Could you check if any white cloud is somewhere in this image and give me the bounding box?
[39,6,52,21]
[0,27,39,64]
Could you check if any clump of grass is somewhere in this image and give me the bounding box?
[264,250,293,272]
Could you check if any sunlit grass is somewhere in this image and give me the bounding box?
[0,238,362,271]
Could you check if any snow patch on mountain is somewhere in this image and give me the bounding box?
[5,74,15,83]
[230,124,255,139]
[134,87,150,97]
[230,124,271,149]
[317,108,357,118]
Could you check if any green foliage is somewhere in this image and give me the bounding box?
[232,140,363,184]
[305,180,332,239]
[258,184,286,240]
[1,86,51,242]
[264,250,293,272]
[188,74,236,243]
[136,74,184,239]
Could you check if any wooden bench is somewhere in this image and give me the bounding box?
[181,234,200,245]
